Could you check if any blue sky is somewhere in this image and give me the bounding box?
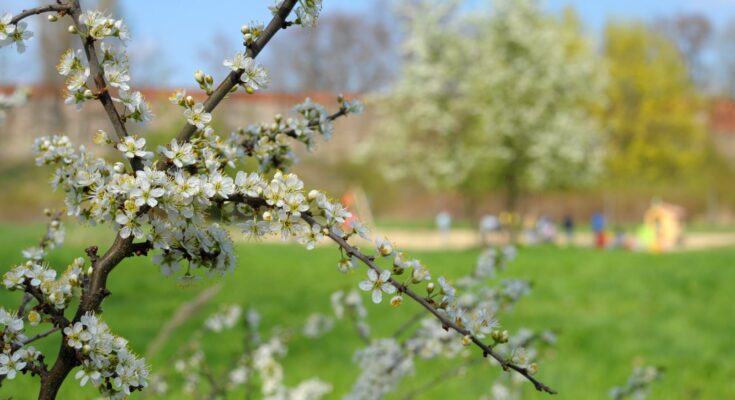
[1,0,735,86]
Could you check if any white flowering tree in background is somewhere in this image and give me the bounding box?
[371,0,603,212]
[0,86,29,124]
[0,1,557,399]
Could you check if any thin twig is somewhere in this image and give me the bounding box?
[144,283,223,359]
[10,4,70,25]
[299,213,556,395]
[392,311,424,338]
[401,358,485,400]
[23,327,61,346]
[16,292,34,318]
[176,0,299,144]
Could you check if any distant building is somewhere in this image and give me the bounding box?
[0,85,371,163]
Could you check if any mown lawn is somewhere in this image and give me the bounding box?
[0,224,733,399]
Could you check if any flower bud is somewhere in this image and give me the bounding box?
[68,25,77,34]
[307,189,320,201]
[83,89,94,99]
[390,295,403,308]
[245,86,255,94]
[28,310,41,326]
[50,220,60,228]
[337,258,352,273]
[93,130,110,145]
[263,211,273,221]
[43,208,52,216]
[185,95,195,107]
[241,24,250,34]
[528,363,538,375]
[427,282,435,294]
[48,15,58,22]
[194,69,205,83]
[113,162,125,173]
[205,75,214,85]
[461,335,472,346]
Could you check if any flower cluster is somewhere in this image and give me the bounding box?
[223,52,270,93]
[4,258,85,311]
[230,96,361,171]
[57,40,150,121]
[78,10,129,41]
[344,339,414,400]
[609,364,663,400]
[65,313,148,397]
[241,21,264,46]
[0,308,43,380]
[168,305,332,399]
[204,304,242,332]
[269,0,323,28]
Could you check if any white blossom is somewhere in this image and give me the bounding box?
[358,269,396,304]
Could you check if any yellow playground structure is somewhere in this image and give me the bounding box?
[639,200,685,253]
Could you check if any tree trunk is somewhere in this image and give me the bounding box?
[38,344,77,400]
[505,171,520,244]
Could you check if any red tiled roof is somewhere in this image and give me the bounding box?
[710,98,735,134]
[0,85,359,103]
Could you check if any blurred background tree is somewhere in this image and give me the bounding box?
[368,0,603,214]
[266,1,398,93]
[601,22,708,187]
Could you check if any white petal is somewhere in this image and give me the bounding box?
[367,269,378,282]
[382,283,396,294]
[371,289,382,304]
[379,270,391,282]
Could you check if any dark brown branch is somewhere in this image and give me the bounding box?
[175,0,299,144]
[67,0,144,172]
[392,311,424,338]
[24,286,70,329]
[23,327,61,346]
[299,214,556,395]
[16,293,33,318]
[40,233,134,400]
[10,4,70,25]
[240,107,349,152]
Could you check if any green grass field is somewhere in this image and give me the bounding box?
[0,224,733,399]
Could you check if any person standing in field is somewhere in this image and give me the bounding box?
[591,212,606,249]
[436,211,452,246]
[563,214,575,245]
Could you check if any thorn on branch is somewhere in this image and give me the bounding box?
[85,246,99,264]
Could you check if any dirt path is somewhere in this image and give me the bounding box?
[364,229,735,251]
[233,228,735,252]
